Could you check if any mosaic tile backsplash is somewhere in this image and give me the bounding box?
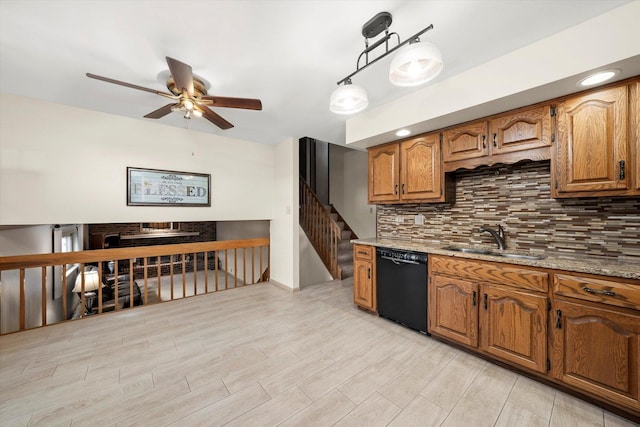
[377,161,640,263]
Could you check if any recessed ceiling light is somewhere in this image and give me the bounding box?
[396,129,411,137]
[578,69,620,87]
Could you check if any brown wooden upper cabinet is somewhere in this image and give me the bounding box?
[368,133,448,204]
[368,143,399,203]
[442,120,488,164]
[553,83,639,197]
[443,104,553,172]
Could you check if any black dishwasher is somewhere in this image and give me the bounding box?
[376,248,429,334]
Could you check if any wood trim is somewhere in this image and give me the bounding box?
[0,238,270,271]
[430,255,549,293]
[299,177,343,279]
[0,238,270,335]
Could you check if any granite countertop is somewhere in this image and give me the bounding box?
[352,238,640,280]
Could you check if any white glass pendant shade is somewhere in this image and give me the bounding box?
[329,82,369,114]
[389,41,443,87]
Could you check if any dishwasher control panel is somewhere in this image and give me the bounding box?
[376,248,428,264]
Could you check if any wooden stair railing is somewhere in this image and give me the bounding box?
[299,176,341,279]
[0,238,269,335]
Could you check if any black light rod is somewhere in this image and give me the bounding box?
[336,24,434,86]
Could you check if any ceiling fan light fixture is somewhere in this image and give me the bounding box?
[86,56,261,130]
[389,41,443,87]
[329,80,368,115]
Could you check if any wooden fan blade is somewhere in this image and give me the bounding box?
[166,57,194,97]
[200,96,262,110]
[201,106,234,129]
[86,73,174,98]
[144,103,177,119]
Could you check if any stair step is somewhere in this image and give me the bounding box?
[338,241,353,250]
[338,247,352,256]
[341,230,352,240]
[340,264,354,279]
[338,252,353,263]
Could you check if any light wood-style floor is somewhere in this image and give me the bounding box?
[0,278,637,426]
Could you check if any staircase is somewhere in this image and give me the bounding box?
[299,177,358,280]
[326,205,356,279]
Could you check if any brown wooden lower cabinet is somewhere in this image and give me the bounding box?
[429,274,478,347]
[353,244,376,312]
[481,284,547,373]
[428,254,640,419]
[429,262,548,374]
[551,298,640,413]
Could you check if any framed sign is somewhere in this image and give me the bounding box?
[127,167,211,206]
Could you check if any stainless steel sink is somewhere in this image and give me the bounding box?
[442,245,545,260]
[442,246,494,255]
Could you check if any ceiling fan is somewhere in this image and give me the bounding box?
[86,56,262,129]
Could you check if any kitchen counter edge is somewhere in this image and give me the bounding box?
[351,238,640,280]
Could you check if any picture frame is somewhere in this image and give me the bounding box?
[127,167,211,207]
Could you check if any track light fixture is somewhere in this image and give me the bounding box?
[330,11,443,115]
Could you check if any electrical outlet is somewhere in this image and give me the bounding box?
[395,215,403,224]
[414,214,425,225]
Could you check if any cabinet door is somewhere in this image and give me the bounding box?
[442,120,488,163]
[480,284,547,373]
[368,144,400,203]
[555,85,629,195]
[400,134,442,201]
[489,105,552,155]
[353,259,375,311]
[551,299,640,412]
[429,274,478,347]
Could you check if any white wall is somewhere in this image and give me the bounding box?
[269,138,299,290]
[0,93,274,225]
[0,94,302,291]
[298,226,332,287]
[330,145,376,238]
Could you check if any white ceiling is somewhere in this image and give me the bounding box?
[0,0,633,146]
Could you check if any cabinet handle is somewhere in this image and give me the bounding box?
[483,293,488,310]
[582,286,617,297]
[482,135,486,148]
[555,309,562,329]
[492,133,497,147]
[394,184,398,195]
[367,268,371,279]
[619,160,625,180]
[401,183,405,194]
[357,251,368,256]
[472,290,476,306]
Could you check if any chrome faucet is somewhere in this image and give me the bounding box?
[479,225,506,250]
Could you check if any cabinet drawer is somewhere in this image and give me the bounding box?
[554,274,640,311]
[430,255,548,293]
[354,244,374,261]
